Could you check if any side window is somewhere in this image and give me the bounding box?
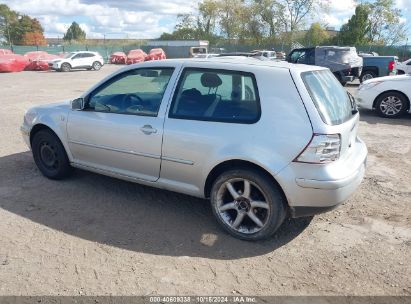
[83,53,94,58]
[407,61,411,66]
[169,68,260,123]
[86,68,174,116]
[72,54,82,59]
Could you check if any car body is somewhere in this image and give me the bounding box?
[49,51,104,72]
[189,47,208,58]
[396,58,411,75]
[287,46,363,85]
[146,48,166,61]
[21,58,367,240]
[193,53,220,59]
[126,49,147,65]
[356,74,411,118]
[109,52,127,64]
[360,56,398,83]
[252,50,277,60]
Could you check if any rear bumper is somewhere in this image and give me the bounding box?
[276,137,367,217]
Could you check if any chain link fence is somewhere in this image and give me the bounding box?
[1,41,410,61]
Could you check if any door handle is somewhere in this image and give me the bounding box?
[140,124,157,135]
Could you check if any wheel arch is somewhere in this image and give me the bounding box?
[30,124,60,146]
[204,159,288,206]
[373,90,410,110]
[29,124,72,162]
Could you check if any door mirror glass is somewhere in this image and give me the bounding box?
[71,98,84,110]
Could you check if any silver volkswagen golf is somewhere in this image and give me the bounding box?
[21,58,367,240]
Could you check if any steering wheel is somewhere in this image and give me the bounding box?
[122,93,144,112]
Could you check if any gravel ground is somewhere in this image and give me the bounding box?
[0,65,410,296]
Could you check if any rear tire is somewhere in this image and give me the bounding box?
[375,92,408,118]
[360,70,377,83]
[210,169,286,241]
[92,61,102,71]
[60,63,71,72]
[32,130,72,179]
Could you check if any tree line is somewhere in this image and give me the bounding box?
[0,4,86,46]
[160,0,408,47]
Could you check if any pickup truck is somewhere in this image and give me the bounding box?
[359,56,398,82]
[287,46,363,86]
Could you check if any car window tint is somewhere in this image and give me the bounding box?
[302,70,353,125]
[72,54,82,59]
[87,68,174,116]
[170,68,260,124]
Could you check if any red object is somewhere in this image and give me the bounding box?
[0,49,13,55]
[146,48,166,61]
[388,60,395,72]
[0,54,29,73]
[24,51,60,71]
[126,49,147,65]
[110,52,127,64]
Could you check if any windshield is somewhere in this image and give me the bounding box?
[302,70,353,125]
[64,52,76,59]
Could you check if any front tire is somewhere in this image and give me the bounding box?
[210,169,286,241]
[60,63,71,72]
[32,130,72,179]
[92,61,102,71]
[375,92,408,118]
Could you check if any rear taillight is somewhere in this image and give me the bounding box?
[388,60,395,71]
[294,134,341,164]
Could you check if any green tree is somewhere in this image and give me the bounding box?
[63,22,86,42]
[336,5,370,45]
[304,22,329,46]
[1,4,46,45]
[366,0,407,45]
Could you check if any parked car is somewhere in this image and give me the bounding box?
[24,51,60,71]
[356,74,411,118]
[126,49,147,65]
[109,52,127,64]
[0,54,28,73]
[189,47,208,58]
[360,56,398,82]
[396,58,411,75]
[48,51,104,72]
[287,46,363,85]
[193,53,220,59]
[21,58,367,241]
[147,48,166,61]
[252,50,277,60]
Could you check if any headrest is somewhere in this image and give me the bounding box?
[201,73,222,88]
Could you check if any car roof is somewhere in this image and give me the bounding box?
[127,57,328,73]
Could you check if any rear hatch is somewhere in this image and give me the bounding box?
[299,69,359,162]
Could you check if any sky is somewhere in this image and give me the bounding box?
[1,0,410,43]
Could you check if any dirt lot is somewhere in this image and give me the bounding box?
[0,65,410,296]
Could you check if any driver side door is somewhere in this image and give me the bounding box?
[66,67,177,182]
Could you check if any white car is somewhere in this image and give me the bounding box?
[49,51,104,72]
[397,58,411,75]
[356,75,411,118]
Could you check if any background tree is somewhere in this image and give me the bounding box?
[63,22,86,42]
[0,4,46,46]
[335,4,370,45]
[304,22,329,46]
[366,0,407,45]
[21,31,47,45]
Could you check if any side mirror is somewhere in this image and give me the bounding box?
[71,98,85,110]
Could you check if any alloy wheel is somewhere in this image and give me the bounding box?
[216,178,270,234]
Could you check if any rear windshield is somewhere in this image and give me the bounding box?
[302,70,352,125]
